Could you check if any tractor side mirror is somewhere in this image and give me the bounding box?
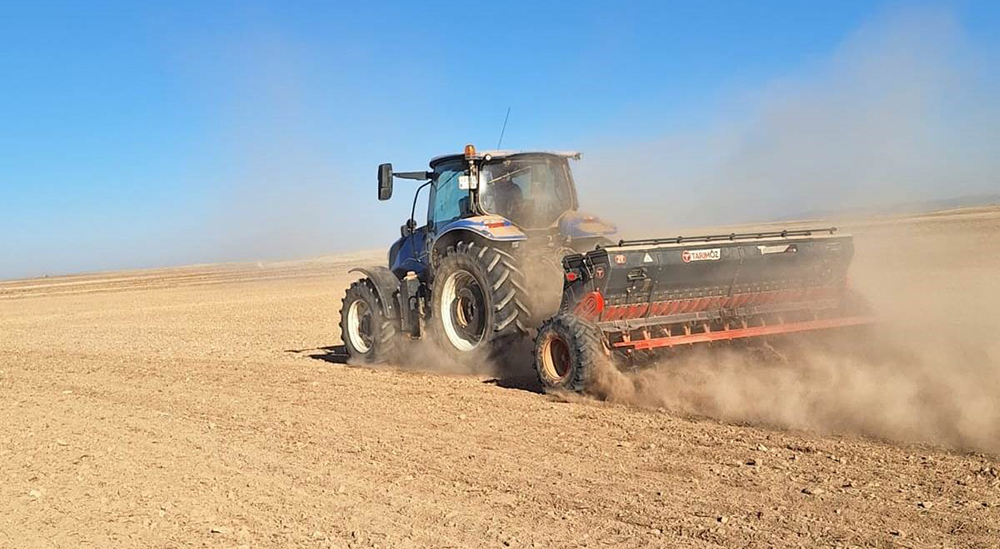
[377,163,393,201]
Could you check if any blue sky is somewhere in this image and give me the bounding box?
[2,1,998,279]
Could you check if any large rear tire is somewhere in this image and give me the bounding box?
[339,279,397,364]
[534,314,604,393]
[430,241,530,359]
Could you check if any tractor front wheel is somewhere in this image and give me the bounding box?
[339,279,397,363]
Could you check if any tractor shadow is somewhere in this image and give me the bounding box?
[481,372,543,394]
[285,345,350,364]
[481,338,544,394]
[286,342,544,393]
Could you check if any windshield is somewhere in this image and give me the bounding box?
[478,156,575,228]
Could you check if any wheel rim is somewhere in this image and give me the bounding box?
[346,299,374,353]
[540,332,572,382]
[440,270,487,351]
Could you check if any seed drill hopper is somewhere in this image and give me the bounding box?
[534,227,873,391]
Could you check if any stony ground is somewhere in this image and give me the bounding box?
[2,209,999,548]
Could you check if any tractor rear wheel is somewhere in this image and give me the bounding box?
[340,279,397,363]
[534,313,605,392]
[430,241,530,359]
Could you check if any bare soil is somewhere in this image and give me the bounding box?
[2,209,999,548]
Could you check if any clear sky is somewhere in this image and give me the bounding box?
[2,1,998,279]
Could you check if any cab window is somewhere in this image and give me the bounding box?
[429,165,466,231]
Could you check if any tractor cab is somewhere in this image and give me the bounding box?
[431,148,580,230]
[378,145,616,280]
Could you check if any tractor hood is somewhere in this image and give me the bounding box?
[558,211,618,242]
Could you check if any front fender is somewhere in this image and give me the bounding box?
[348,266,401,319]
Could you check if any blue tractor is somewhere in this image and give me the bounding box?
[339,144,617,363]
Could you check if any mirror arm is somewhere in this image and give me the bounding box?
[394,171,432,181]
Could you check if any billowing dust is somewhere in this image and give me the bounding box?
[386,338,498,376]
[574,8,999,236]
[589,214,1000,454]
[560,10,1000,453]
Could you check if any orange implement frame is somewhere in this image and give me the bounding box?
[612,316,875,351]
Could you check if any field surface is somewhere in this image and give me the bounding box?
[2,209,999,548]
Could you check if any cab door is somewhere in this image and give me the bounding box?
[427,163,468,235]
[389,163,469,278]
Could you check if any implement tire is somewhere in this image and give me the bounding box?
[430,240,530,359]
[339,278,397,364]
[534,313,604,393]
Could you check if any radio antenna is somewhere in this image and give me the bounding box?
[496,106,511,149]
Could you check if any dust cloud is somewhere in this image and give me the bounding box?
[564,6,1000,454]
[590,215,1000,454]
[384,337,498,376]
[574,7,1000,235]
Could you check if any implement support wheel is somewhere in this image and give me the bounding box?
[534,313,604,393]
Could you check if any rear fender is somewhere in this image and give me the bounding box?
[432,216,526,259]
[348,266,401,319]
[437,215,527,243]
